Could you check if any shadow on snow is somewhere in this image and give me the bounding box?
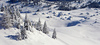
[67,21,80,27]
[5,35,18,40]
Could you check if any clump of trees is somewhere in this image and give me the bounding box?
[1,4,57,40]
[2,5,22,28]
[34,19,57,39]
[1,5,33,40]
[34,19,49,34]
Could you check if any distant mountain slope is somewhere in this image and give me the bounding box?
[47,0,74,1]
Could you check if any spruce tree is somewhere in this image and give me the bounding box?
[43,21,49,34]
[2,6,12,28]
[21,27,27,39]
[52,29,57,39]
[17,19,21,29]
[24,13,29,30]
[28,20,33,31]
[1,4,4,12]
[16,8,21,18]
[36,18,42,31]
[2,10,7,27]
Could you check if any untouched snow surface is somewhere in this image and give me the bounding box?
[0,28,65,45]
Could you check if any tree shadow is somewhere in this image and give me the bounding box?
[0,13,4,29]
[0,13,4,15]
[6,0,19,4]
[0,14,3,29]
[0,24,4,30]
[67,21,80,27]
[5,35,18,41]
[20,11,31,13]
[77,16,88,19]
[0,13,3,21]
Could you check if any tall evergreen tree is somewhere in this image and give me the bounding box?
[17,19,21,29]
[24,13,29,30]
[52,29,57,39]
[1,4,4,12]
[36,18,42,31]
[2,6,12,28]
[17,26,28,40]
[28,20,33,32]
[21,27,27,39]
[43,21,49,34]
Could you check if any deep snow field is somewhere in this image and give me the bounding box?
[0,0,100,45]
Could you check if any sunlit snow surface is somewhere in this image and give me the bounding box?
[0,0,100,45]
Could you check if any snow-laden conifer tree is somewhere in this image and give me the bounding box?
[1,4,4,12]
[52,29,57,39]
[2,6,13,28]
[16,7,21,18]
[24,13,29,30]
[17,19,21,29]
[43,21,49,34]
[21,27,27,39]
[36,18,42,31]
[28,20,33,32]
[2,7,7,27]
[24,13,33,31]
[17,26,27,40]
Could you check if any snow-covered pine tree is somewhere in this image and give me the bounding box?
[2,6,12,28]
[1,4,4,12]
[2,7,7,27]
[14,7,21,27]
[52,29,57,39]
[10,6,16,26]
[12,6,22,28]
[16,7,21,18]
[17,19,21,29]
[21,27,27,39]
[28,20,33,32]
[43,21,49,34]
[24,13,29,30]
[36,18,42,31]
[6,17,13,28]
[34,23,37,29]
[7,5,17,27]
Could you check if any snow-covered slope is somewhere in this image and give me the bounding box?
[22,8,100,45]
[0,28,65,45]
[0,0,100,45]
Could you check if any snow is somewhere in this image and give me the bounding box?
[0,28,65,45]
[0,0,100,45]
